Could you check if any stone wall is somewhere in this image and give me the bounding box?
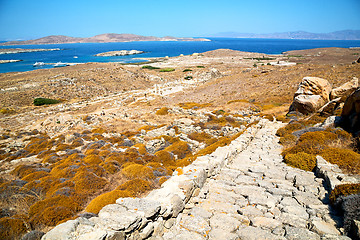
[42,118,262,240]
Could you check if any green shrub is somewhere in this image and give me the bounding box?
[159,68,175,72]
[183,69,192,72]
[33,98,61,106]
[196,66,205,68]
[142,65,160,70]
[184,76,193,80]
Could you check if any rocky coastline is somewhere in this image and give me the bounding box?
[95,50,145,57]
[0,48,60,54]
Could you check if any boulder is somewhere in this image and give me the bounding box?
[330,77,358,101]
[340,87,360,136]
[318,97,341,115]
[295,77,332,102]
[291,95,325,114]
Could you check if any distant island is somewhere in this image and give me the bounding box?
[95,50,145,57]
[211,30,360,40]
[0,48,60,54]
[1,33,211,45]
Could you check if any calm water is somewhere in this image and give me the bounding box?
[1,38,360,73]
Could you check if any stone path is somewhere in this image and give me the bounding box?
[158,121,349,240]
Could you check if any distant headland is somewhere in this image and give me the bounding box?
[0,33,211,46]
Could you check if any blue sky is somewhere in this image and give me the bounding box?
[0,0,359,40]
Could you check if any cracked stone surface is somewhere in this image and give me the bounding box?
[154,120,350,239]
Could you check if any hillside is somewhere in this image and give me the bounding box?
[1,33,210,45]
[212,30,360,40]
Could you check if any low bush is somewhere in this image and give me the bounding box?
[156,107,169,115]
[116,178,152,196]
[85,190,132,214]
[320,148,360,174]
[196,66,205,68]
[164,141,192,159]
[284,152,316,171]
[33,98,61,106]
[183,69,192,72]
[184,76,193,80]
[122,163,155,180]
[0,216,28,240]
[83,154,103,165]
[329,183,360,203]
[141,65,160,70]
[159,68,175,72]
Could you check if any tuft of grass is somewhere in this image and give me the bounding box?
[159,68,175,72]
[33,98,61,106]
[196,66,205,68]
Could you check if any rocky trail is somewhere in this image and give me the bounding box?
[159,120,347,240]
[42,119,351,240]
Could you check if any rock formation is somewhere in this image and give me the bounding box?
[290,77,359,116]
[330,77,359,101]
[340,87,360,136]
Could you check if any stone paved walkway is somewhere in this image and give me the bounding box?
[157,121,350,240]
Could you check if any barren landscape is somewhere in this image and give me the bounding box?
[1,47,360,239]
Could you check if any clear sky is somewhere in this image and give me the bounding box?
[0,0,359,40]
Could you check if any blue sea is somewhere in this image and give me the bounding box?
[1,38,360,73]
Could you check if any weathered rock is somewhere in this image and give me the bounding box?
[294,77,332,102]
[330,77,359,101]
[97,204,142,232]
[311,220,340,235]
[208,229,238,240]
[237,226,284,240]
[284,226,321,240]
[42,219,80,240]
[116,198,161,219]
[291,95,325,114]
[209,213,240,232]
[340,87,360,136]
[250,216,282,230]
